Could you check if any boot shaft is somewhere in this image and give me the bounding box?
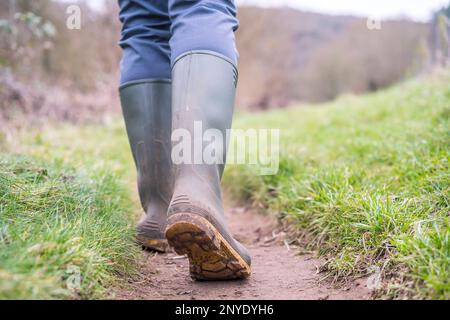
[171,51,238,184]
[120,80,174,211]
[168,52,252,270]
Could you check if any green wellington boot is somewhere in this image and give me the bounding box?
[120,80,173,252]
[165,52,252,280]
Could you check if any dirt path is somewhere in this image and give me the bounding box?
[114,202,370,300]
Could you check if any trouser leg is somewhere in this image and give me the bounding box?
[168,0,239,66]
[118,0,171,84]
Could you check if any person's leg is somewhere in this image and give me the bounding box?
[118,0,171,84]
[168,0,239,66]
[165,0,251,280]
[118,0,173,252]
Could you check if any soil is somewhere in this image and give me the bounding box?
[113,202,371,300]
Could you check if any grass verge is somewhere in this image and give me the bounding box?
[0,123,138,299]
[223,69,450,299]
[1,70,448,299]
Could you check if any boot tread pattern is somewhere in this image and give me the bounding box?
[171,194,191,206]
[165,213,251,280]
[137,219,161,232]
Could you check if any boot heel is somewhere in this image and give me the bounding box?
[165,213,251,280]
[136,235,169,253]
[136,215,169,252]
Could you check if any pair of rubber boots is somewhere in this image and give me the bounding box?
[120,53,251,280]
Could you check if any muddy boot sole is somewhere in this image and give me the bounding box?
[165,213,251,280]
[136,235,169,253]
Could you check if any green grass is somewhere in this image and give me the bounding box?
[0,123,138,299]
[1,69,448,299]
[224,69,450,299]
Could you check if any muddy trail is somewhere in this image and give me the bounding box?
[114,202,370,300]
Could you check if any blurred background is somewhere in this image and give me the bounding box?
[0,0,449,127]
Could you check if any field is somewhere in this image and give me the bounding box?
[225,69,450,299]
[1,70,448,299]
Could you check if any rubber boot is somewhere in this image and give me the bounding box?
[165,52,252,280]
[120,80,173,252]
